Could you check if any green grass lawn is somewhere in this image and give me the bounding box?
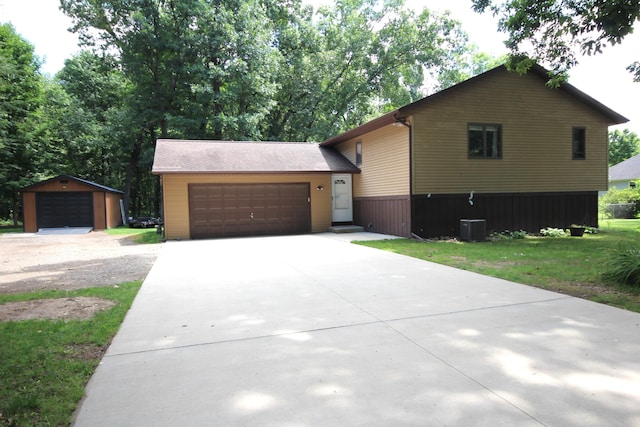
[0,282,141,427]
[0,225,158,426]
[105,225,163,244]
[0,226,22,234]
[357,219,640,312]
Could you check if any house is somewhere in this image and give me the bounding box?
[608,153,640,191]
[152,65,627,240]
[152,141,359,239]
[21,175,124,233]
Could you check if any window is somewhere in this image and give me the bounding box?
[468,124,502,158]
[355,141,362,165]
[572,127,586,159]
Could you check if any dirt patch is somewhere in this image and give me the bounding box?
[0,297,115,321]
[65,343,107,361]
[0,231,161,294]
[0,231,162,320]
[472,260,519,269]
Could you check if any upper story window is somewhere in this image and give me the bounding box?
[355,141,362,165]
[572,127,586,159]
[468,124,502,158]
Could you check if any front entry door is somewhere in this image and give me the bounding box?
[331,174,353,223]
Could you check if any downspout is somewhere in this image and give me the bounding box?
[394,113,413,238]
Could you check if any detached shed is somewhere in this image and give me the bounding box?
[21,175,124,232]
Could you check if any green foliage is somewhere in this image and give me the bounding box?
[472,0,640,83]
[1,0,485,221]
[540,227,567,237]
[609,129,640,166]
[437,48,507,89]
[491,229,528,239]
[603,244,640,288]
[0,282,141,426]
[59,0,475,143]
[629,61,640,82]
[105,226,163,244]
[0,24,43,224]
[600,185,640,218]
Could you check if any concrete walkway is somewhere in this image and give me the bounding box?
[73,233,640,426]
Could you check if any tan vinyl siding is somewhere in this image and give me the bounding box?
[161,173,332,240]
[412,69,610,194]
[335,124,410,197]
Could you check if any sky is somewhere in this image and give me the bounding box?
[1,0,638,134]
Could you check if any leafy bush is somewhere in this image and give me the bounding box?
[584,226,599,234]
[540,227,566,237]
[603,244,640,287]
[490,230,528,240]
[600,184,640,218]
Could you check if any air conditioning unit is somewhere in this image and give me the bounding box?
[460,219,486,242]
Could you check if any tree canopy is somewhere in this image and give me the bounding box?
[472,0,640,83]
[1,0,502,221]
[609,129,640,166]
[0,24,43,224]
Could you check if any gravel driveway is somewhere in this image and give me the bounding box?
[0,231,162,294]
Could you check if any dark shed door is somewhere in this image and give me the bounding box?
[189,183,311,239]
[36,192,93,229]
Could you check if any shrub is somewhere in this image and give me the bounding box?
[600,184,640,218]
[602,244,640,287]
[540,227,566,237]
[490,230,528,240]
[584,226,599,234]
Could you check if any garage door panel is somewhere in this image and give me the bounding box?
[36,192,93,229]
[189,183,310,239]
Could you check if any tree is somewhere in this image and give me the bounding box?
[436,48,507,90]
[0,24,43,224]
[61,0,285,215]
[58,0,480,214]
[263,0,471,141]
[609,129,640,166]
[472,0,640,84]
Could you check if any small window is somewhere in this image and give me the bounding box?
[572,127,586,159]
[468,124,502,158]
[355,141,362,165]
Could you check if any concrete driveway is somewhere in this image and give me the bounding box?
[73,233,640,426]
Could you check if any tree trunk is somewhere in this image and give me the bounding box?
[123,135,143,221]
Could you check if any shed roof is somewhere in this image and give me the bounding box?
[21,175,123,193]
[609,153,640,181]
[152,139,359,174]
[321,64,629,147]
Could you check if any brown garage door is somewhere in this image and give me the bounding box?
[188,183,311,239]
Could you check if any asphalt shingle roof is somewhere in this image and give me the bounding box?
[152,139,359,174]
[21,175,123,193]
[609,153,640,181]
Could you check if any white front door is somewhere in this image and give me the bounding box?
[331,174,353,222]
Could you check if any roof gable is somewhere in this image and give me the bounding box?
[21,175,123,193]
[152,139,359,174]
[321,64,628,147]
[609,153,640,181]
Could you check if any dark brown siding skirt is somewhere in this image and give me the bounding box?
[411,191,598,238]
[353,195,411,237]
